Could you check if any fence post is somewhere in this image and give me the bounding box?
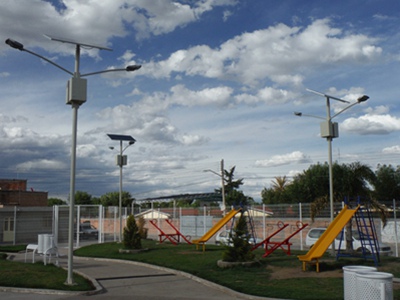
[76,205,80,248]
[394,199,398,257]
[262,204,266,240]
[299,202,303,250]
[98,205,102,243]
[13,206,17,245]
[53,205,59,246]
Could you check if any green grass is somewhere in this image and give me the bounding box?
[0,260,94,291]
[0,244,27,253]
[74,240,400,300]
[1,241,398,299]
[0,244,94,292]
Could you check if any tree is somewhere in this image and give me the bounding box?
[100,191,132,207]
[221,213,255,262]
[48,197,66,206]
[261,176,292,204]
[224,166,244,194]
[123,215,141,249]
[373,164,400,201]
[74,191,92,205]
[214,165,253,206]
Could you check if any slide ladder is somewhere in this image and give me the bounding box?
[193,207,241,251]
[149,219,192,245]
[337,198,379,265]
[298,205,360,272]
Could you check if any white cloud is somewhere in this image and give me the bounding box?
[141,18,382,86]
[16,159,66,171]
[342,114,400,135]
[382,145,400,154]
[255,151,312,167]
[77,144,98,158]
[170,84,233,107]
[0,0,237,54]
[364,105,390,115]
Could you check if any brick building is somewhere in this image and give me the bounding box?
[0,179,48,207]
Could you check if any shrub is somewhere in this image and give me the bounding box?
[222,213,255,262]
[123,215,142,249]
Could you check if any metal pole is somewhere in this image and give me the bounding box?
[221,159,226,216]
[394,199,398,257]
[119,140,123,243]
[325,97,336,253]
[66,44,81,285]
[67,103,78,285]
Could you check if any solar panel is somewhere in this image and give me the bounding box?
[44,34,112,51]
[107,134,136,141]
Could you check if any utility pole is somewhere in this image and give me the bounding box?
[221,159,226,216]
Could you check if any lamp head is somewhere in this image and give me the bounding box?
[128,139,136,145]
[126,65,142,72]
[5,38,24,50]
[357,95,369,103]
[109,146,114,150]
[294,112,302,117]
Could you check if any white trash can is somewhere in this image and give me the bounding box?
[37,234,54,254]
[356,272,393,300]
[343,265,377,300]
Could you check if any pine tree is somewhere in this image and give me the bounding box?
[123,215,142,249]
[222,213,255,262]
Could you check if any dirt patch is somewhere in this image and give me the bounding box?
[268,264,400,291]
[268,265,343,280]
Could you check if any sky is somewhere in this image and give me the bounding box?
[1,0,400,202]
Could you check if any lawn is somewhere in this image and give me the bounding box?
[1,241,399,299]
[73,240,400,300]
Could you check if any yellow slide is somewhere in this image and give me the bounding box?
[193,208,242,251]
[298,205,360,272]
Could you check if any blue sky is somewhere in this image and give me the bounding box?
[1,0,400,202]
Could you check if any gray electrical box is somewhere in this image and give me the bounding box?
[66,77,87,105]
[116,155,127,166]
[320,121,339,138]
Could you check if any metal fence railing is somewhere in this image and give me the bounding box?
[0,201,398,256]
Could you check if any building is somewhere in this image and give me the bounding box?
[0,179,48,207]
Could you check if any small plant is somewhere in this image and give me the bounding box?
[222,213,255,262]
[123,215,142,249]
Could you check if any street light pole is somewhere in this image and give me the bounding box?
[107,134,136,243]
[204,159,226,216]
[5,37,141,285]
[295,89,369,243]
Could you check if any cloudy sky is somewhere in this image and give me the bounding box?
[1,0,400,202]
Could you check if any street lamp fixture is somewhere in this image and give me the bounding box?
[107,134,136,243]
[294,89,369,248]
[5,36,141,285]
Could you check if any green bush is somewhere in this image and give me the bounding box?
[123,215,142,249]
[222,213,255,262]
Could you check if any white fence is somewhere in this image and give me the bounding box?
[0,201,398,257]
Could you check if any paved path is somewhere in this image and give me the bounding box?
[1,246,282,300]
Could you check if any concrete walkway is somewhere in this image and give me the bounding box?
[1,245,284,300]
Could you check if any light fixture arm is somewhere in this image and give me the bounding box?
[330,95,369,120]
[22,47,74,76]
[293,112,325,120]
[81,65,141,77]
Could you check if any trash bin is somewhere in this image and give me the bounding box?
[343,265,377,300]
[356,272,393,300]
[37,234,54,254]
